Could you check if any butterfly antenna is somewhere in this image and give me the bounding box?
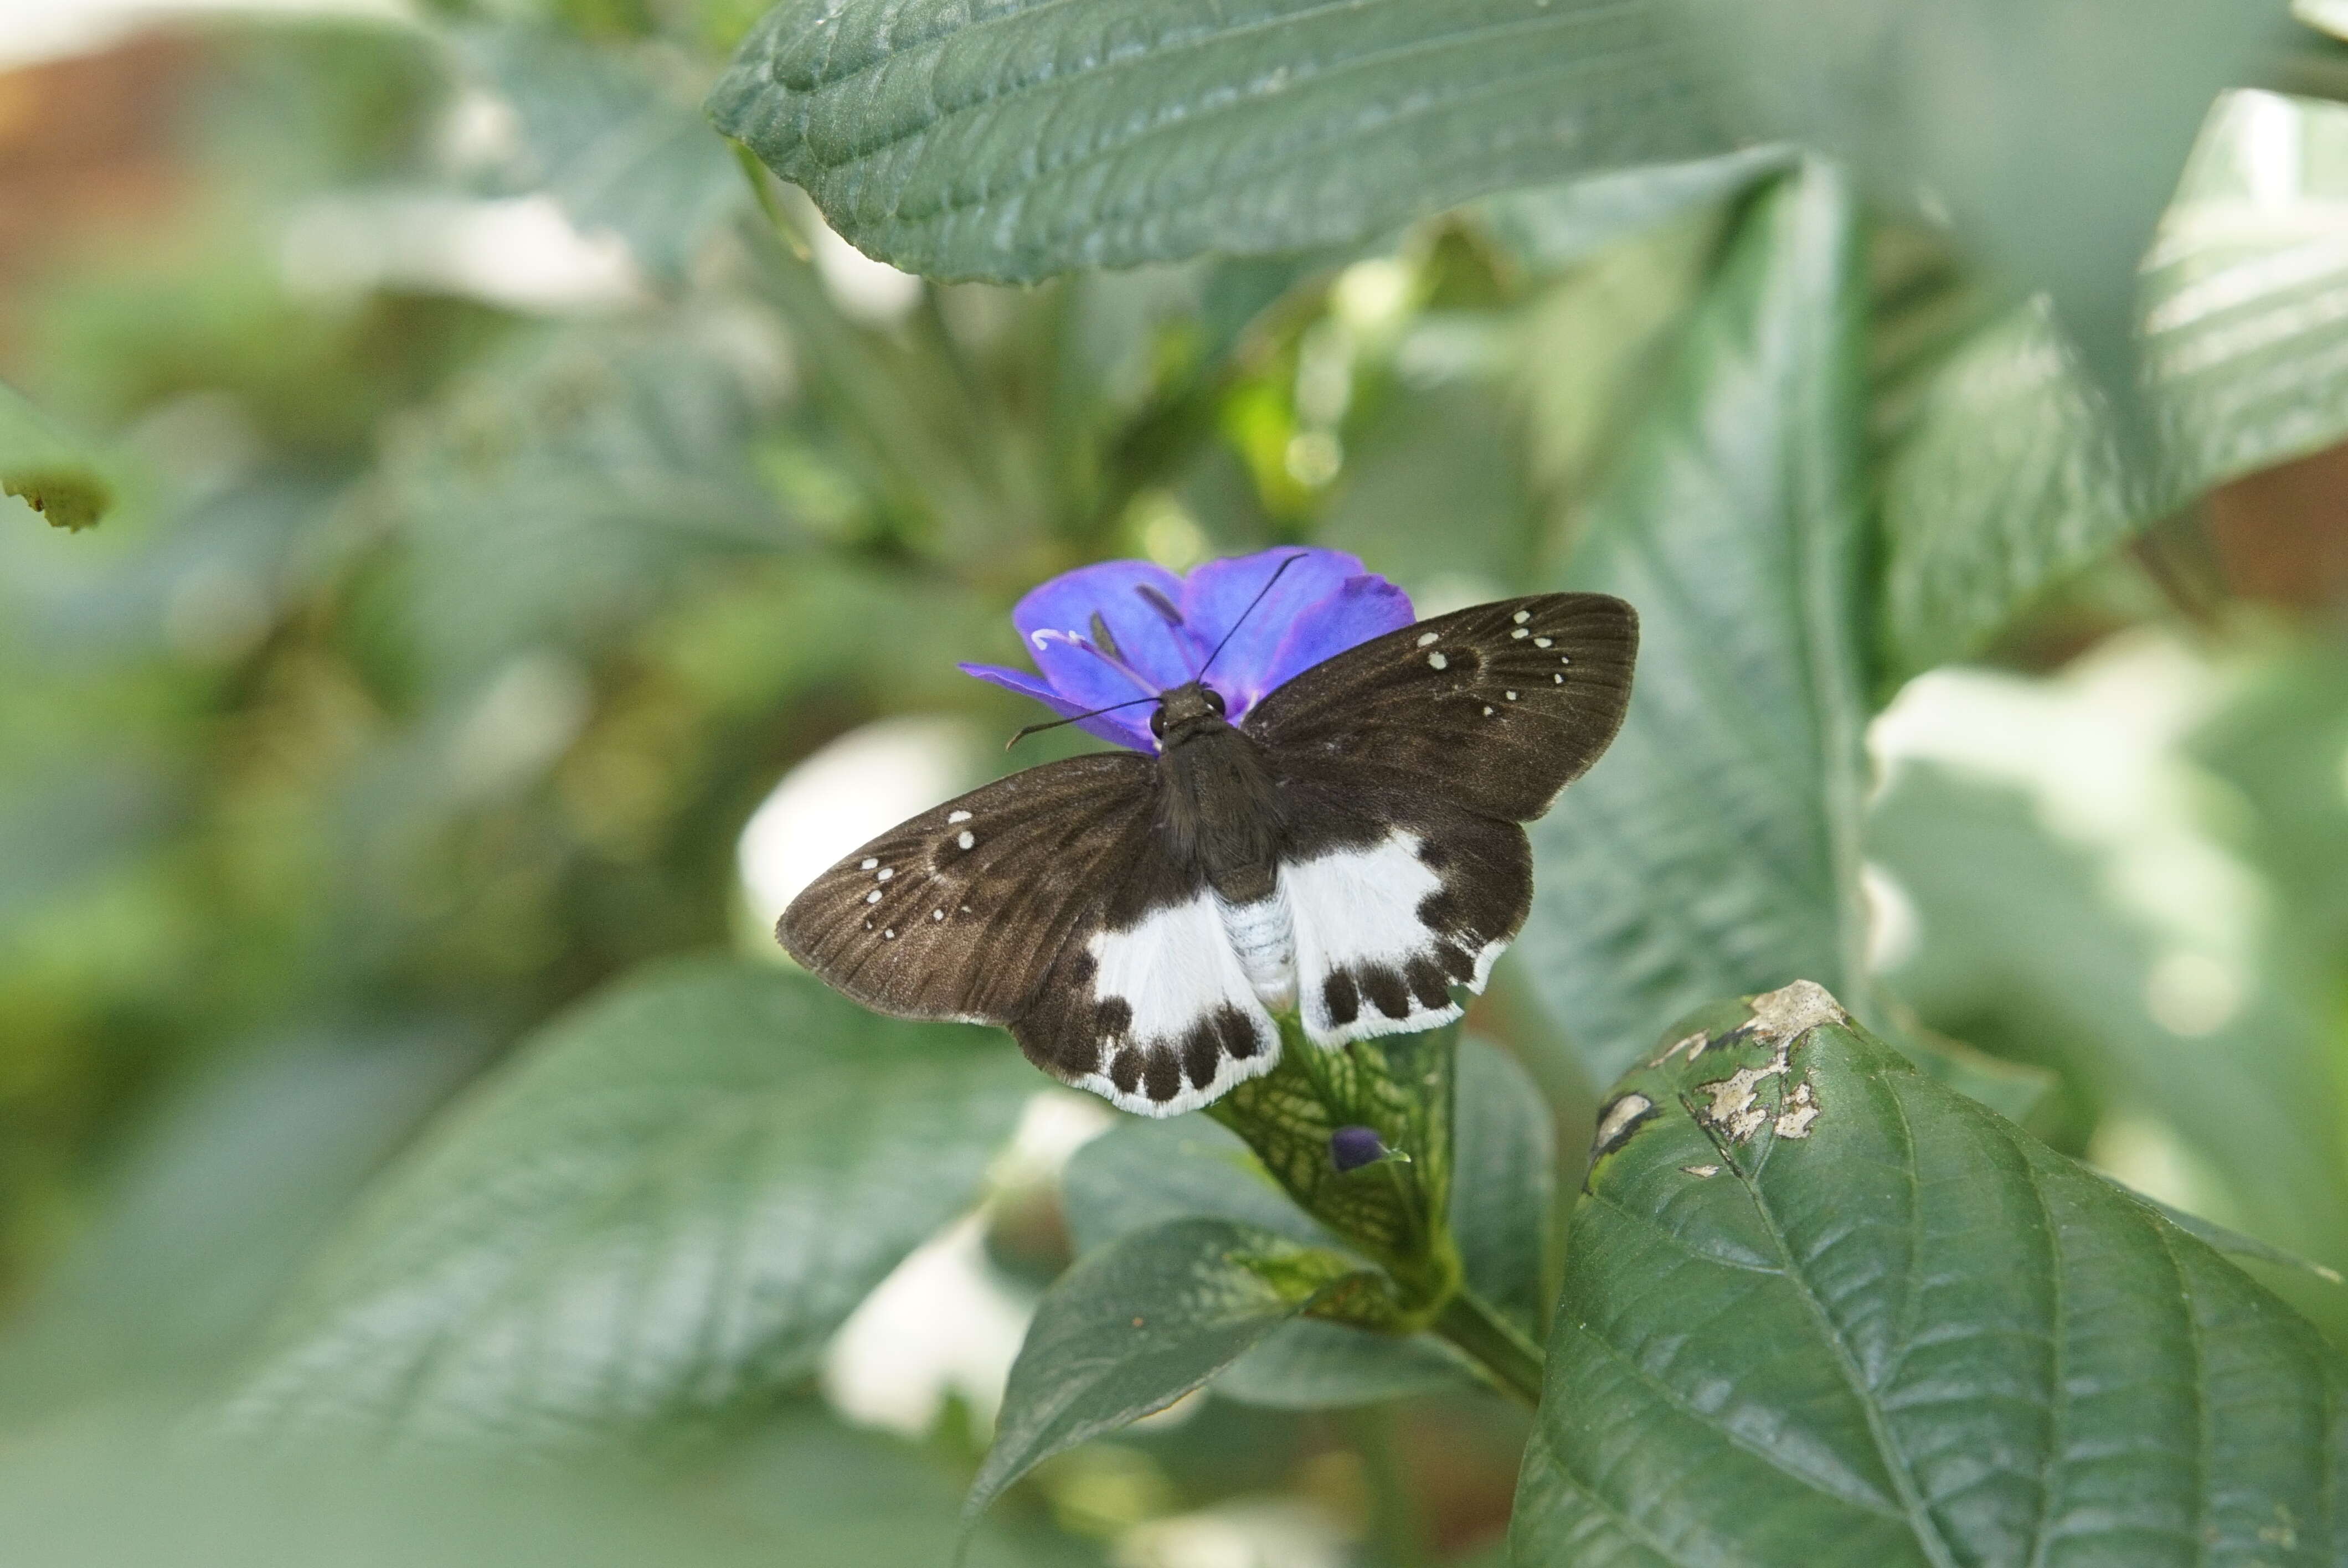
[1006,695,1158,750]
[1198,552,1306,680]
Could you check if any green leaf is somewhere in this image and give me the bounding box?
[1449,1036,1553,1328]
[1211,1318,1479,1410]
[1870,762,2348,1289]
[0,1032,475,1414]
[1667,0,2276,435]
[0,1401,1096,1568]
[2102,1179,2347,1288]
[1513,981,2348,1565]
[1,380,114,532]
[966,1216,1369,1528]
[467,29,743,282]
[390,323,787,689]
[1882,91,2348,674]
[1519,165,1875,1083]
[1207,1019,1456,1300]
[1474,148,1793,275]
[1062,1117,1327,1257]
[219,960,1034,1445]
[708,0,1731,282]
[1060,1097,1490,1409]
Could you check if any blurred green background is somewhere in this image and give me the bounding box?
[4,2,2348,1564]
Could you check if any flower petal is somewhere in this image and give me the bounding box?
[959,663,1156,751]
[1253,572,1415,704]
[1184,549,1413,715]
[1012,560,1203,711]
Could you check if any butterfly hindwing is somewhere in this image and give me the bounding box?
[777,751,1281,1116]
[1243,592,1637,822]
[1266,761,1535,1048]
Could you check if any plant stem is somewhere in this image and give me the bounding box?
[1434,1288,1548,1409]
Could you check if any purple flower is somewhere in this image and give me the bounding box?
[960,548,1414,751]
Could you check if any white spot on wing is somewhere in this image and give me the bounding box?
[865,890,883,904]
[1505,690,1518,700]
[1427,652,1448,670]
[1416,631,1439,647]
[876,868,893,881]
[1533,637,1552,648]
[947,809,972,823]
[1512,610,1530,624]
[1511,628,1529,639]
[957,830,975,850]
[860,858,878,870]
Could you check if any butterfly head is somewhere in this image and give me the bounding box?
[1148,681,1228,747]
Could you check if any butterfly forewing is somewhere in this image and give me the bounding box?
[777,752,1157,1023]
[777,751,1283,1116]
[1243,592,1637,822]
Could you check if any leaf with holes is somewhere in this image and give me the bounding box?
[1512,979,2348,1566]
[1518,164,1876,1085]
[708,0,1731,281]
[219,960,1034,1445]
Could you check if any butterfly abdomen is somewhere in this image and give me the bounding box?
[1214,889,1296,1012]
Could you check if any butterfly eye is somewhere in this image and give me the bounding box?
[1149,705,1168,738]
[1202,688,1226,715]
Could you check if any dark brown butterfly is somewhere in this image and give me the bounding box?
[779,592,1638,1116]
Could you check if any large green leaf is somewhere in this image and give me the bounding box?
[708,0,1731,281]
[1519,165,1875,1083]
[1512,981,2348,1566]
[1882,91,2348,674]
[1871,761,2348,1288]
[1,380,114,533]
[467,29,743,282]
[219,960,1034,1445]
[966,1216,1371,1527]
[1059,1043,1543,1410]
[1668,0,2275,427]
[1449,1035,1553,1328]
[0,1031,474,1415]
[1,1402,1095,1568]
[390,322,789,688]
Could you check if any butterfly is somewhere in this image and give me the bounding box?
[778,575,1638,1116]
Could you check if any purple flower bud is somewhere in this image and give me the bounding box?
[1329,1125,1391,1173]
[960,548,1413,752]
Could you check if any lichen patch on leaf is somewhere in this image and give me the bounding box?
[1590,1092,1655,1158]
[1648,1029,1708,1068]
[1743,979,1845,1042]
[1773,1080,1821,1138]
[1690,981,1840,1144]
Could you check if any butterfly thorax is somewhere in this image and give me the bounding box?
[1152,682,1285,906]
